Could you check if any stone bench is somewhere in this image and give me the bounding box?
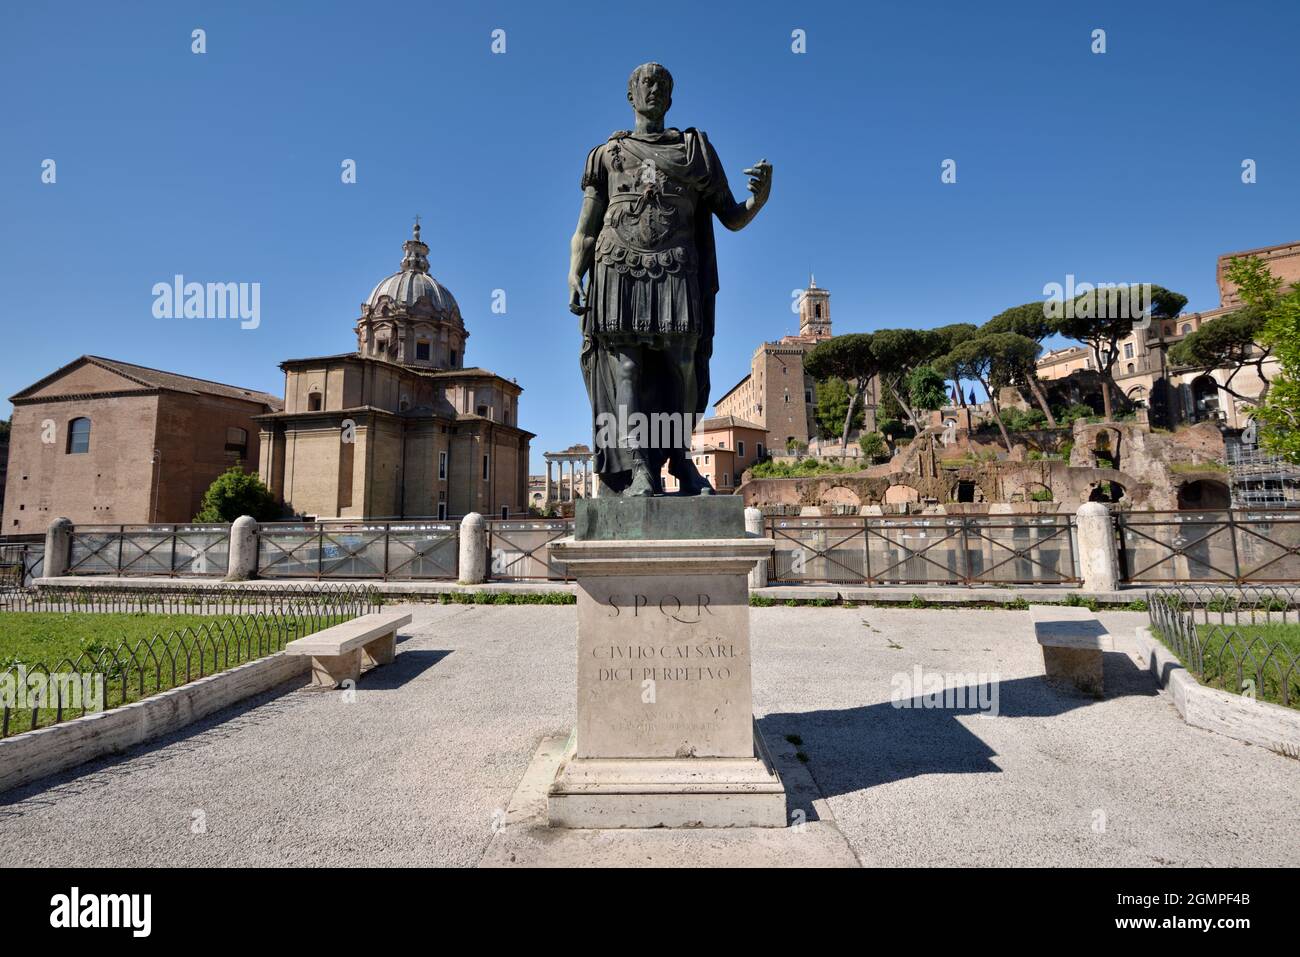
[1030,607,1112,698]
[284,612,412,688]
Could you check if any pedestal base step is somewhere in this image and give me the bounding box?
[547,723,787,829]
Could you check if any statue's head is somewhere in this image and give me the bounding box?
[627,62,673,121]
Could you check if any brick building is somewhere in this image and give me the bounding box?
[256,224,532,520]
[712,279,878,453]
[2,356,281,534]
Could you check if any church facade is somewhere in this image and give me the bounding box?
[255,225,532,520]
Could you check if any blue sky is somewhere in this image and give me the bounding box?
[2,0,1296,471]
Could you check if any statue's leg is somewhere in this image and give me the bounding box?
[662,338,714,495]
[610,341,656,497]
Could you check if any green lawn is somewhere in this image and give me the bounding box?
[1158,622,1300,709]
[1,613,242,666]
[1,611,344,737]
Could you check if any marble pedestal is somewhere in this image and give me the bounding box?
[547,498,786,828]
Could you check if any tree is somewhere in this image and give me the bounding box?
[1255,294,1300,462]
[870,328,943,435]
[1217,255,1300,461]
[982,302,1061,426]
[804,333,878,461]
[1167,308,1271,405]
[929,322,978,413]
[907,365,948,413]
[194,466,281,522]
[1051,284,1187,421]
[813,376,864,441]
[939,333,1041,453]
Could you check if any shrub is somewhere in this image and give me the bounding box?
[858,431,888,462]
[1000,407,1047,432]
[194,466,281,522]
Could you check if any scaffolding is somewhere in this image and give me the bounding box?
[1226,439,1300,508]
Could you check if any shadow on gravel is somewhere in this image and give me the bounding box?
[759,650,1157,797]
[357,649,452,691]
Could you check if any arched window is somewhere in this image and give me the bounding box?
[67,417,91,454]
[225,427,248,457]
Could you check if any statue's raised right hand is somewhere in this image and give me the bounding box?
[568,273,587,315]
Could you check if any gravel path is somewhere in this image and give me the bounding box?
[1,605,1296,867]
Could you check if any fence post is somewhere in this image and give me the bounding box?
[459,512,487,585]
[227,515,259,581]
[1075,502,1119,592]
[744,507,769,590]
[43,517,73,578]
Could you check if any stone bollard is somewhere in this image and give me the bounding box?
[459,512,487,585]
[226,515,259,581]
[1075,501,1119,593]
[744,506,769,590]
[44,517,73,578]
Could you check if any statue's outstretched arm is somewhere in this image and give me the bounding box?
[715,159,772,232]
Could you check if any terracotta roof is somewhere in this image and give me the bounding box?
[12,355,282,409]
[277,353,517,387]
[698,414,765,432]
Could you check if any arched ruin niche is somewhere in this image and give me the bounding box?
[884,484,921,505]
[820,485,862,513]
[950,479,985,504]
[1177,479,1230,510]
[1091,427,1122,471]
[1023,482,1053,502]
[1088,480,1126,504]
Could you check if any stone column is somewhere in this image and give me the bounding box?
[226,515,259,581]
[44,517,73,578]
[1076,502,1119,592]
[744,506,769,590]
[459,512,487,584]
[544,459,553,504]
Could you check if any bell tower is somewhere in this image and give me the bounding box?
[798,276,831,340]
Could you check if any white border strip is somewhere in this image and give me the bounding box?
[0,652,309,794]
[1133,625,1300,758]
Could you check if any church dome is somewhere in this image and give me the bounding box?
[365,223,460,317]
[367,270,458,313]
[357,221,469,369]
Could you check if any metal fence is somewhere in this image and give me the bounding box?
[486,519,573,581]
[767,513,1080,586]
[1,584,382,738]
[0,539,44,587]
[1117,510,1300,584]
[1,581,381,615]
[67,524,230,578]
[1147,585,1299,708]
[256,522,458,580]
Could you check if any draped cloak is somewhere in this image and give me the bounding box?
[578,127,729,478]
